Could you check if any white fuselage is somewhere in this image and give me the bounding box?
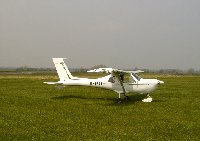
[60,74,162,94]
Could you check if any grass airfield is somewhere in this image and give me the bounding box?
[0,73,200,140]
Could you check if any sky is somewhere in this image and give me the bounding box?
[0,0,200,70]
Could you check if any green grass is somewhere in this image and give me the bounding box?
[0,73,200,140]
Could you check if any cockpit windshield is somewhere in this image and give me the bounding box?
[108,73,142,83]
[132,73,141,81]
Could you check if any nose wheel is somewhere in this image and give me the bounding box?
[142,94,153,102]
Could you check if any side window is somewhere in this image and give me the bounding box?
[108,77,115,83]
[119,74,124,82]
[123,73,135,83]
[129,75,135,83]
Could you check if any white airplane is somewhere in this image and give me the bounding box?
[44,58,164,103]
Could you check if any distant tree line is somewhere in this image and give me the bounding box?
[0,66,200,75]
[0,66,55,73]
[152,68,200,75]
[15,66,55,72]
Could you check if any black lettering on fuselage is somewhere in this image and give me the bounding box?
[90,82,103,86]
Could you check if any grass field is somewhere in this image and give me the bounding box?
[0,73,200,140]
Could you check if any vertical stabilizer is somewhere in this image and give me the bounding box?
[53,58,73,82]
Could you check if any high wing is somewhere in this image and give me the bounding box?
[87,68,144,74]
[113,69,144,74]
[87,68,113,73]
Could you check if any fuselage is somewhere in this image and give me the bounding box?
[60,74,163,94]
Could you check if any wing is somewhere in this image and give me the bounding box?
[113,69,144,74]
[87,68,113,73]
[87,68,144,74]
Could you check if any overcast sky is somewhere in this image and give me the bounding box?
[0,0,200,70]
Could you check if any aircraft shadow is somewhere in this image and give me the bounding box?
[106,94,147,106]
[51,93,164,106]
[52,94,114,102]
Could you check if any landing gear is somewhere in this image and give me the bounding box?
[117,98,122,103]
[116,93,130,103]
[142,94,153,102]
[116,93,122,103]
[124,95,130,101]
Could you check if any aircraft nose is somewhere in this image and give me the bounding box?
[158,80,164,84]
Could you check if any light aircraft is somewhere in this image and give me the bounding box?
[44,58,164,103]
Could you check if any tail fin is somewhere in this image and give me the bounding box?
[53,58,73,82]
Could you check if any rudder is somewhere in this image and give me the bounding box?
[53,58,73,82]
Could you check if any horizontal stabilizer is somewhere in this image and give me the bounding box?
[43,82,63,85]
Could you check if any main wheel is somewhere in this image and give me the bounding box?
[124,96,130,102]
[117,98,122,104]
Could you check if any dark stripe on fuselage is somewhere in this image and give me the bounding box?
[128,83,149,85]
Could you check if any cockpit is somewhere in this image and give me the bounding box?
[131,73,141,81]
[108,73,141,83]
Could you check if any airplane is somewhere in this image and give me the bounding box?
[44,58,164,103]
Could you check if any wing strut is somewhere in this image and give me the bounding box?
[118,73,126,94]
[115,73,130,103]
